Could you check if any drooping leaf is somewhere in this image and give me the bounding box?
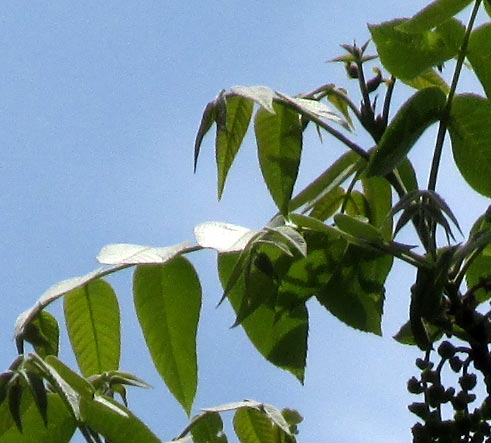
[64,279,120,376]
[22,370,48,425]
[402,68,450,94]
[216,96,254,198]
[133,257,201,415]
[233,407,277,443]
[467,24,491,99]
[395,157,419,194]
[194,100,216,171]
[190,411,228,443]
[365,87,446,177]
[369,18,465,79]
[326,88,354,129]
[97,242,191,265]
[255,102,303,215]
[449,94,491,197]
[396,0,473,33]
[0,392,75,443]
[17,311,59,358]
[194,221,256,253]
[80,394,161,443]
[218,253,308,382]
[316,245,392,335]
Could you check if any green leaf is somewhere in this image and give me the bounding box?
[369,18,465,79]
[402,68,450,94]
[216,96,254,198]
[133,257,201,415]
[255,102,303,215]
[468,24,491,99]
[362,176,393,240]
[449,94,491,197]
[80,394,161,443]
[395,157,419,194]
[64,279,120,377]
[218,253,308,382]
[15,265,127,340]
[18,311,59,358]
[190,411,228,443]
[233,407,277,443]
[397,0,473,33]
[366,87,446,177]
[289,150,362,212]
[44,356,95,399]
[316,245,392,335]
[0,393,75,443]
[485,0,491,18]
[393,320,443,346]
[308,186,345,221]
[334,214,384,243]
[194,100,216,171]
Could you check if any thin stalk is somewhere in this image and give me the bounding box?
[427,0,482,192]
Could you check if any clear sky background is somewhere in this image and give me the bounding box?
[1,2,489,442]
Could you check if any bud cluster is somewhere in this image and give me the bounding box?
[408,341,491,443]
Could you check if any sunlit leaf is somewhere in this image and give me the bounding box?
[233,407,277,443]
[468,24,491,99]
[80,394,161,443]
[218,253,308,382]
[366,87,446,177]
[255,102,303,215]
[64,279,120,376]
[334,214,384,243]
[216,96,254,198]
[449,94,491,197]
[369,18,465,79]
[362,176,393,240]
[309,186,345,221]
[396,0,472,33]
[97,242,191,265]
[194,221,256,253]
[277,93,348,129]
[133,257,201,415]
[229,85,277,114]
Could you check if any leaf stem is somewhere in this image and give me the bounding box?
[427,0,482,192]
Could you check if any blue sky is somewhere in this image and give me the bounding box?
[1,1,489,442]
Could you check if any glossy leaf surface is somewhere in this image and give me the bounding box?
[255,102,303,215]
[64,279,120,376]
[133,257,201,414]
[449,94,491,197]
